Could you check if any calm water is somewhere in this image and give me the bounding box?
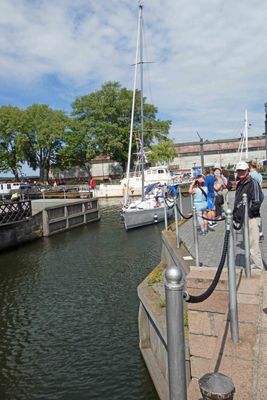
[0,200,162,400]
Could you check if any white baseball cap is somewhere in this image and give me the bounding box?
[235,161,249,171]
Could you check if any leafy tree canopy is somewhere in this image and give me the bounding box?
[71,81,171,170]
[20,104,69,181]
[58,119,98,178]
[147,139,177,165]
[0,106,25,179]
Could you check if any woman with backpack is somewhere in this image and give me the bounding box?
[214,167,226,217]
[221,166,232,211]
[189,174,208,235]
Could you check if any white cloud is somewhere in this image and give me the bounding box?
[0,0,266,142]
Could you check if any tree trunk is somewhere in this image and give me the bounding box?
[12,169,19,181]
[39,168,45,182]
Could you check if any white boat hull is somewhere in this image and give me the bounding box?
[122,201,173,230]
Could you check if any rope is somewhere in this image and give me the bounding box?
[184,230,230,303]
[164,198,174,209]
[181,191,190,197]
[175,203,192,220]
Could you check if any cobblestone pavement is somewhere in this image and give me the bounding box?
[178,189,267,268]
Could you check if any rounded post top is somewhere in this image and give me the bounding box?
[165,266,183,285]
[199,372,235,399]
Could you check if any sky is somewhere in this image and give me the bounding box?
[1,0,267,150]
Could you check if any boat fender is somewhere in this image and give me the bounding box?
[154,213,158,223]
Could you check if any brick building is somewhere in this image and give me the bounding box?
[50,135,266,181]
[172,135,266,171]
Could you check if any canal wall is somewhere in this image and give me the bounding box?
[0,198,100,251]
[137,224,192,400]
[0,212,43,251]
[41,198,99,236]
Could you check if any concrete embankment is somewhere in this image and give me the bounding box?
[0,198,100,251]
[138,190,267,399]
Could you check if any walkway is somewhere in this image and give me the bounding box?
[177,189,267,399]
[178,189,267,269]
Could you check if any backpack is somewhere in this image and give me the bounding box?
[227,180,233,191]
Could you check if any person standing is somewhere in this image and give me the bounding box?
[221,166,230,210]
[90,177,96,197]
[204,168,216,227]
[214,168,226,217]
[233,161,264,270]
[189,174,208,235]
[153,185,162,207]
[249,160,264,240]
[249,160,263,186]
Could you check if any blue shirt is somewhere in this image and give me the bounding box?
[205,175,215,196]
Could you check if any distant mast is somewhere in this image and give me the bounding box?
[244,109,248,160]
[238,109,249,162]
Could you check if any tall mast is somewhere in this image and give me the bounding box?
[139,3,145,200]
[124,4,142,205]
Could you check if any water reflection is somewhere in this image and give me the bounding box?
[0,200,161,400]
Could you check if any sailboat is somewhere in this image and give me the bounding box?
[121,2,174,230]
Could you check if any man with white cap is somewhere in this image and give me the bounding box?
[233,161,264,270]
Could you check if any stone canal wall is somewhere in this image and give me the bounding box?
[0,212,43,251]
[0,198,100,251]
[137,225,192,400]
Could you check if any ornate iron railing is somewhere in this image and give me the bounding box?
[0,200,32,226]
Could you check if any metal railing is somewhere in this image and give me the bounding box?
[0,200,32,226]
[162,187,259,399]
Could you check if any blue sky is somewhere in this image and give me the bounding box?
[1,0,267,150]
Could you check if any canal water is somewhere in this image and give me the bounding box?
[0,200,163,400]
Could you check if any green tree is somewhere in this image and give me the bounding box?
[58,119,98,179]
[71,81,171,170]
[21,104,68,181]
[147,139,176,164]
[0,106,25,179]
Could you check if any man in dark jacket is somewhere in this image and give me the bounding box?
[233,161,264,270]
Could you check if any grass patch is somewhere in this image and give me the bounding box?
[147,264,165,286]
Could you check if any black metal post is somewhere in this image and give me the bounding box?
[199,372,235,399]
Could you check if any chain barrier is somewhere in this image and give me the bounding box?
[175,203,192,220]
[183,229,230,303]
[233,218,243,231]
[181,191,190,197]
[164,197,175,209]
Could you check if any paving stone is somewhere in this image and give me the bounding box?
[218,356,254,400]
[190,356,211,379]
[188,310,224,336]
[165,190,267,399]
[221,321,257,361]
[189,334,217,359]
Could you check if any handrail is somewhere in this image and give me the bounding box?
[0,200,31,226]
